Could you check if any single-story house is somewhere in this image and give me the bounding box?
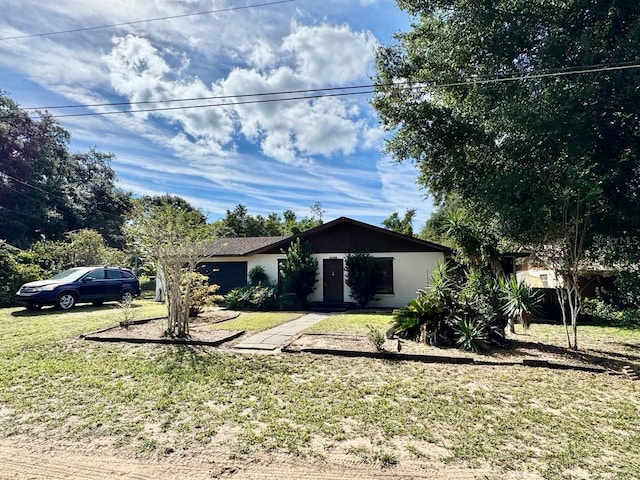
[196,216,450,308]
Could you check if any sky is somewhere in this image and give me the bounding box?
[0,0,434,228]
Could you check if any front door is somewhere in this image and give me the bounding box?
[323,259,344,304]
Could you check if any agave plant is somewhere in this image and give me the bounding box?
[500,276,542,332]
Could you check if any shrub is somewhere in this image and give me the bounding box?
[225,285,276,310]
[182,272,222,317]
[393,263,532,352]
[345,251,378,308]
[500,275,542,331]
[454,317,489,353]
[249,265,270,286]
[138,275,156,292]
[0,244,43,306]
[366,324,386,351]
[279,239,318,307]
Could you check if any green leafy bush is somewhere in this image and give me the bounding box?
[454,317,489,353]
[392,262,540,352]
[182,272,223,317]
[248,265,269,286]
[225,285,276,310]
[0,244,43,306]
[345,251,378,308]
[279,239,318,307]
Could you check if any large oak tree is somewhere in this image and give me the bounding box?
[373,0,640,348]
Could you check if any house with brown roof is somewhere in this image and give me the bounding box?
[197,217,449,308]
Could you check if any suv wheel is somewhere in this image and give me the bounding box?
[56,292,77,310]
[120,290,134,304]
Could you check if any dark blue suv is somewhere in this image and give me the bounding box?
[16,266,141,310]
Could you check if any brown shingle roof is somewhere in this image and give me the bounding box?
[202,236,289,256]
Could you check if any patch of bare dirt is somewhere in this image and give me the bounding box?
[0,437,506,480]
[86,311,242,345]
[286,333,615,373]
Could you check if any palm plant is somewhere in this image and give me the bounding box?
[500,276,542,332]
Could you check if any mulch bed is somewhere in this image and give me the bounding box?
[284,333,611,374]
[83,311,243,347]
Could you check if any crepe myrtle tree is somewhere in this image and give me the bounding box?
[373,0,640,349]
[127,197,212,337]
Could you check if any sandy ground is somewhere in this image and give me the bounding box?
[3,317,625,479]
[0,437,521,480]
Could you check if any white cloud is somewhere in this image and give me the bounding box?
[282,22,378,85]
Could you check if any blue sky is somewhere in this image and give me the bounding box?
[0,0,434,227]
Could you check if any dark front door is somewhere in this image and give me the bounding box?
[323,259,344,304]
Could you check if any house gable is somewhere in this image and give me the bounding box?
[254,217,449,255]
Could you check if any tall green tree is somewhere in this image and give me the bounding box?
[0,91,131,248]
[382,209,416,236]
[373,0,640,349]
[211,203,323,237]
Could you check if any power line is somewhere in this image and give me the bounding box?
[13,61,640,120]
[1,172,125,220]
[22,60,640,112]
[0,0,296,41]
[44,90,375,119]
[25,84,377,111]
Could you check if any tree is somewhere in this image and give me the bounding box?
[0,241,43,306]
[31,229,128,276]
[127,196,211,337]
[373,0,640,349]
[211,203,324,237]
[279,238,318,307]
[0,91,131,248]
[382,209,416,236]
[345,251,379,308]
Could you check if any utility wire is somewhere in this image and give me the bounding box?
[22,60,640,112]
[0,0,295,41]
[1,171,125,220]
[0,204,41,220]
[13,61,640,120]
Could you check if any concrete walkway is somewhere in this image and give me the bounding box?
[233,313,328,351]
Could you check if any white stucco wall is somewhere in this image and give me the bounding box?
[201,251,445,308]
[517,268,562,288]
[307,252,444,308]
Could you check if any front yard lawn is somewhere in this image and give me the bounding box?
[207,311,303,331]
[0,306,639,479]
[305,312,393,335]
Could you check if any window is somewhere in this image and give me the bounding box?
[106,269,123,279]
[540,274,549,288]
[374,258,394,294]
[84,269,106,280]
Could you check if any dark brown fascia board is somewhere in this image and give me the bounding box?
[248,216,452,255]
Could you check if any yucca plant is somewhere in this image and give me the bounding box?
[454,317,489,352]
[500,276,542,332]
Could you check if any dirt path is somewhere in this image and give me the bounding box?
[0,438,498,480]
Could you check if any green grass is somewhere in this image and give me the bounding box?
[0,299,166,351]
[306,312,393,335]
[0,307,639,479]
[208,312,302,331]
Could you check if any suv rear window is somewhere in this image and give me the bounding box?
[106,269,123,279]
